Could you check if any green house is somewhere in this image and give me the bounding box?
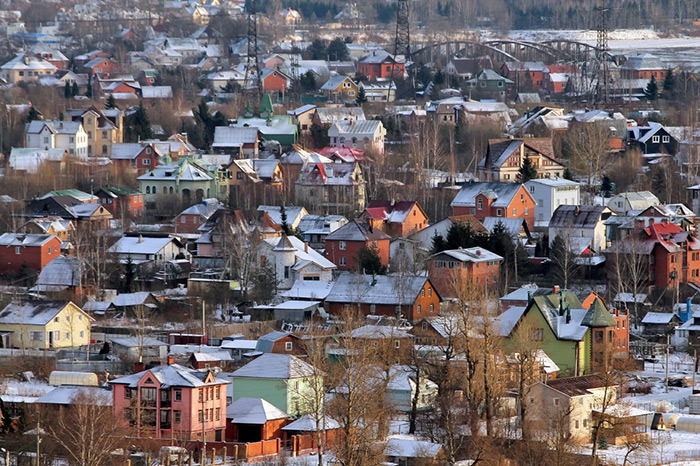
[465,69,514,100]
[234,95,298,147]
[231,353,321,418]
[499,291,615,377]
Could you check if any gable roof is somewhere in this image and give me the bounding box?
[549,205,611,229]
[0,233,58,247]
[227,397,288,423]
[108,236,178,255]
[109,364,227,388]
[451,182,530,208]
[0,300,78,325]
[363,200,424,224]
[232,353,317,379]
[325,219,390,242]
[326,272,438,306]
[544,374,612,397]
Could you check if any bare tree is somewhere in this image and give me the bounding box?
[550,234,580,289]
[609,236,649,327]
[46,389,127,466]
[562,121,615,202]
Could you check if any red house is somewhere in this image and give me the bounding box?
[357,51,405,81]
[359,200,428,238]
[0,233,61,274]
[450,182,536,231]
[428,247,503,298]
[110,364,229,441]
[110,142,162,174]
[226,398,288,443]
[83,57,119,76]
[95,185,145,219]
[261,69,290,96]
[174,199,223,234]
[324,219,391,271]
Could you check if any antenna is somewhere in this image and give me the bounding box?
[244,0,262,99]
[394,0,410,59]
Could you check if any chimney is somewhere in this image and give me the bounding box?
[565,307,571,324]
[304,241,309,253]
[167,355,175,365]
[138,234,143,243]
[553,285,560,294]
[476,249,481,256]
[134,362,146,372]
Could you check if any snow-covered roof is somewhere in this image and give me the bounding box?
[232,353,317,379]
[36,386,112,406]
[451,182,527,208]
[108,236,177,256]
[227,397,288,423]
[0,232,57,247]
[0,300,76,325]
[282,414,340,431]
[212,126,258,147]
[327,272,433,306]
[113,291,154,307]
[430,247,503,263]
[33,257,82,290]
[641,312,678,325]
[110,363,228,388]
[281,280,334,300]
[384,435,442,458]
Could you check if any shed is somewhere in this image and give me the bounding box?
[48,371,99,387]
[673,415,700,433]
[226,397,289,443]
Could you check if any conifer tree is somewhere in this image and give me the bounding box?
[517,155,537,182]
[644,76,658,100]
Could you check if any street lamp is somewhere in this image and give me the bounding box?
[0,447,10,466]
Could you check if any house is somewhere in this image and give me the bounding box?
[628,122,679,155]
[297,214,347,249]
[326,272,440,321]
[501,61,549,89]
[189,351,232,370]
[0,300,92,349]
[212,126,259,157]
[138,159,219,208]
[385,435,444,466]
[108,234,190,266]
[607,191,660,215]
[336,325,414,363]
[259,234,336,289]
[25,120,89,159]
[226,397,288,443]
[260,68,291,96]
[0,233,61,274]
[464,69,513,100]
[328,120,386,155]
[109,142,162,174]
[446,57,492,79]
[82,57,118,75]
[112,291,160,316]
[174,199,223,234]
[478,137,563,182]
[7,148,68,174]
[641,312,682,339]
[359,201,428,238]
[384,365,437,412]
[427,247,503,298]
[206,70,246,91]
[231,353,320,417]
[425,97,465,126]
[22,195,112,231]
[233,97,298,147]
[257,205,308,230]
[548,205,614,254]
[109,336,168,361]
[21,218,74,243]
[1,53,57,84]
[357,50,405,81]
[451,182,536,230]
[227,159,284,208]
[286,104,317,133]
[324,219,390,271]
[320,76,358,102]
[65,106,124,157]
[31,257,86,297]
[313,107,365,127]
[94,186,145,220]
[295,162,367,216]
[110,364,229,440]
[251,331,306,356]
[359,81,396,102]
[498,291,618,376]
[525,178,581,227]
[527,375,619,442]
[620,53,665,80]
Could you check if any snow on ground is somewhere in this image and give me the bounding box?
[0,378,52,397]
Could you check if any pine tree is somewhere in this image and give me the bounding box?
[64,81,71,99]
[125,103,153,142]
[517,155,537,182]
[355,86,367,105]
[600,174,614,197]
[71,81,79,97]
[26,107,40,123]
[85,76,93,98]
[644,76,658,100]
[105,94,117,109]
[663,68,675,96]
[563,167,574,181]
[357,244,385,275]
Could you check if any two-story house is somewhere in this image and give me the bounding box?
[66,106,124,157]
[627,122,679,156]
[258,234,337,289]
[0,300,92,349]
[451,182,536,230]
[320,76,358,102]
[25,120,89,159]
[427,247,503,298]
[324,219,391,271]
[94,186,145,220]
[110,364,229,440]
[110,142,163,174]
[359,200,428,238]
[464,69,514,100]
[138,159,219,209]
[357,50,405,81]
[0,233,61,274]
[328,119,386,155]
[295,162,366,216]
[1,53,57,84]
[478,137,564,182]
[525,178,581,227]
[548,205,614,254]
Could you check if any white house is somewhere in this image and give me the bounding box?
[25,120,89,159]
[525,178,581,227]
[108,235,190,265]
[258,234,336,290]
[607,191,659,215]
[328,120,386,155]
[548,205,614,254]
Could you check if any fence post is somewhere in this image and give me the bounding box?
[222,447,227,465]
[211,448,215,465]
[189,452,194,466]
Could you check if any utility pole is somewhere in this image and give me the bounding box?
[666,334,670,393]
[35,421,40,466]
[244,0,262,100]
[593,5,610,104]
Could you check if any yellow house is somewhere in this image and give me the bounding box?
[66,106,124,157]
[0,300,93,349]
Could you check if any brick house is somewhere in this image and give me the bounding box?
[582,293,630,360]
[261,69,290,96]
[110,142,162,174]
[619,53,665,80]
[478,138,564,182]
[357,51,405,81]
[95,185,145,219]
[0,233,61,274]
[359,200,428,238]
[326,272,440,322]
[324,219,390,271]
[451,182,536,230]
[501,61,549,90]
[82,57,119,75]
[295,162,367,216]
[174,199,223,234]
[427,247,503,298]
[253,330,306,356]
[226,397,288,443]
[110,364,229,441]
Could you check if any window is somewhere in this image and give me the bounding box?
[417,305,421,313]
[525,208,529,215]
[662,135,670,143]
[215,407,220,421]
[395,340,401,349]
[53,331,60,341]
[198,389,203,402]
[284,266,290,279]
[477,199,483,210]
[15,246,20,255]
[174,389,182,401]
[531,328,544,341]
[652,135,660,143]
[174,410,181,423]
[340,257,346,266]
[339,241,346,250]
[575,420,579,429]
[125,388,132,399]
[512,208,517,216]
[48,246,52,254]
[141,387,156,402]
[216,386,220,399]
[285,341,293,351]
[143,158,151,165]
[70,137,74,143]
[430,304,434,313]
[198,410,204,422]
[496,208,502,217]
[428,287,432,297]
[553,398,560,406]
[54,317,60,323]
[30,331,44,342]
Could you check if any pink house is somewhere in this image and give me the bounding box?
[110,364,229,441]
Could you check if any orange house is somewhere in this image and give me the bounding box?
[359,200,428,238]
[0,233,61,274]
[428,247,503,298]
[451,182,536,231]
[357,51,405,81]
[226,398,288,443]
[324,219,391,271]
[261,69,290,96]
